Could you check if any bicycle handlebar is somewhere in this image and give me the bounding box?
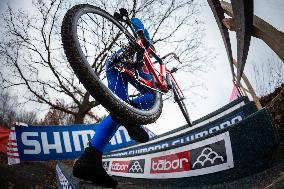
[152,52,182,65]
[160,53,182,64]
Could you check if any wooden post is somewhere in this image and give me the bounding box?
[221,1,284,63]
[222,18,235,31]
[232,59,262,109]
[231,0,254,84]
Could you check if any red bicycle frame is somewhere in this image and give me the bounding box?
[113,39,183,95]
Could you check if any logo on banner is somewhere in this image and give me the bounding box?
[191,140,227,169]
[128,160,145,173]
[15,123,142,161]
[111,159,145,173]
[150,151,190,174]
[111,161,129,173]
[192,147,224,168]
[103,161,110,172]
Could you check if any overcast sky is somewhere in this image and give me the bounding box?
[149,0,284,134]
[1,0,283,134]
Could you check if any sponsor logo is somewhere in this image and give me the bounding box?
[191,140,227,169]
[150,151,190,174]
[111,159,145,173]
[103,161,110,172]
[20,129,132,155]
[128,160,145,173]
[16,124,135,161]
[192,147,224,168]
[111,161,130,173]
[20,130,95,155]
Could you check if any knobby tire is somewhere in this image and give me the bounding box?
[61,4,163,125]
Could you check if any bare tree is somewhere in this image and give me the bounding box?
[0,0,99,123]
[250,57,284,97]
[0,0,211,124]
[0,89,38,128]
[41,99,76,125]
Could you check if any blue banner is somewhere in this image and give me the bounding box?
[15,123,140,161]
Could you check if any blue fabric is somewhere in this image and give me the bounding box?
[131,18,151,47]
[131,18,145,31]
[91,56,154,152]
[90,115,119,152]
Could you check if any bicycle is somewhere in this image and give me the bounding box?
[61,4,191,127]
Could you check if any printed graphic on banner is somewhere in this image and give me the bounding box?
[15,123,145,161]
[111,159,145,174]
[150,151,190,174]
[128,160,145,173]
[104,112,244,158]
[56,164,74,189]
[191,140,226,170]
[111,160,130,173]
[103,161,110,172]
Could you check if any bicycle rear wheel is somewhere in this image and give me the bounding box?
[61,4,162,125]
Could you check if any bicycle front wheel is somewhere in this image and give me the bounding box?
[171,76,192,126]
[61,4,162,125]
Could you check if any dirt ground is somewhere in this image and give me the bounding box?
[0,156,57,189]
[0,153,75,189]
[0,84,283,189]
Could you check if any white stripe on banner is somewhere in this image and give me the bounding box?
[7,152,19,157]
[7,142,17,146]
[7,124,26,165]
[7,148,18,152]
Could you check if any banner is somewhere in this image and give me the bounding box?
[11,123,155,162]
[103,111,244,158]
[103,132,234,179]
[0,126,10,153]
[229,83,241,102]
[8,97,251,164]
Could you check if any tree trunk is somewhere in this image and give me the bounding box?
[73,92,91,124]
[74,113,85,124]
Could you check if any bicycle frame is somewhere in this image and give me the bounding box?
[113,39,184,96]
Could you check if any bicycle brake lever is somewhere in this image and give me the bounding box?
[114,10,132,27]
[170,67,178,73]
